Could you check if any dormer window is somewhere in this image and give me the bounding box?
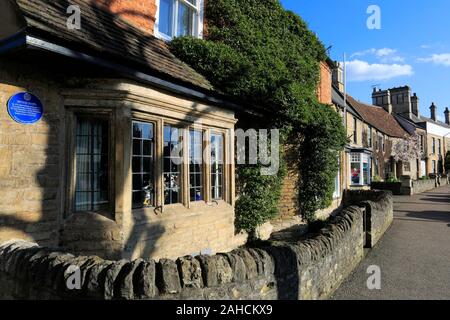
[156,0,203,40]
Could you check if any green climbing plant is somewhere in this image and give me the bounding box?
[169,0,347,233]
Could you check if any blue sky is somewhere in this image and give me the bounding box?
[280,0,450,121]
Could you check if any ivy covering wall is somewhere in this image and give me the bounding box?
[169,0,347,233]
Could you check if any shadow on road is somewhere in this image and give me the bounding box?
[405,211,450,225]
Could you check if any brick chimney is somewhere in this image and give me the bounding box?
[445,107,450,125]
[430,102,437,121]
[93,0,157,33]
[332,62,344,92]
[411,93,419,117]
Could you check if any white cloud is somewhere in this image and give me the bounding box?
[350,48,404,63]
[375,48,397,57]
[345,60,414,82]
[420,44,431,49]
[418,53,450,66]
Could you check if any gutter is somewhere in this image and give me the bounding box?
[0,30,27,54]
[0,33,260,116]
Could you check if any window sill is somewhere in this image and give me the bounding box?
[64,210,117,225]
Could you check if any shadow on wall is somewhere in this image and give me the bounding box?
[0,59,61,249]
[2,0,240,261]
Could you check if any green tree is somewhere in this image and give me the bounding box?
[169,0,347,232]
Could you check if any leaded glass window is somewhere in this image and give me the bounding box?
[132,121,154,209]
[75,117,109,212]
[189,129,203,201]
[211,133,224,200]
[164,125,183,205]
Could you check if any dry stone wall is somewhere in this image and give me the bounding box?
[0,205,368,300]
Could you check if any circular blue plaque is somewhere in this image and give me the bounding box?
[7,92,44,124]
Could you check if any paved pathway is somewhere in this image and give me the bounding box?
[332,185,450,300]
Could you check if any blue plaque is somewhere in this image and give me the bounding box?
[7,92,44,124]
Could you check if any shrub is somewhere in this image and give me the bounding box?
[372,175,383,183]
[386,176,400,183]
[169,0,346,232]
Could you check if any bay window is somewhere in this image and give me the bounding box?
[350,153,371,186]
[156,0,203,40]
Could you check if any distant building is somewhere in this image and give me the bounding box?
[372,87,450,175]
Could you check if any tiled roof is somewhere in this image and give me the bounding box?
[417,115,450,129]
[346,95,409,138]
[11,0,213,91]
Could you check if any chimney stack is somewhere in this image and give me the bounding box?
[332,62,344,92]
[430,103,437,121]
[411,93,419,117]
[372,88,392,114]
[445,107,450,125]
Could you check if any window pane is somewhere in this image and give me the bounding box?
[159,0,174,36]
[75,117,109,212]
[350,161,361,185]
[132,157,141,173]
[211,133,224,200]
[363,162,370,185]
[132,121,155,209]
[164,125,182,205]
[177,2,194,37]
[189,130,203,201]
[133,140,142,156]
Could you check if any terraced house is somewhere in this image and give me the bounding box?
[331,64,421,191]
[373,86,450,176]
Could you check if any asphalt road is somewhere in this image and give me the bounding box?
[332,185,450,300]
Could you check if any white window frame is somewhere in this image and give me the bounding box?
[155,0,204,40]
[349,153,371,186]
[333,157,341,199]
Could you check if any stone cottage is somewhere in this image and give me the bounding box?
[0,0,249,260]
